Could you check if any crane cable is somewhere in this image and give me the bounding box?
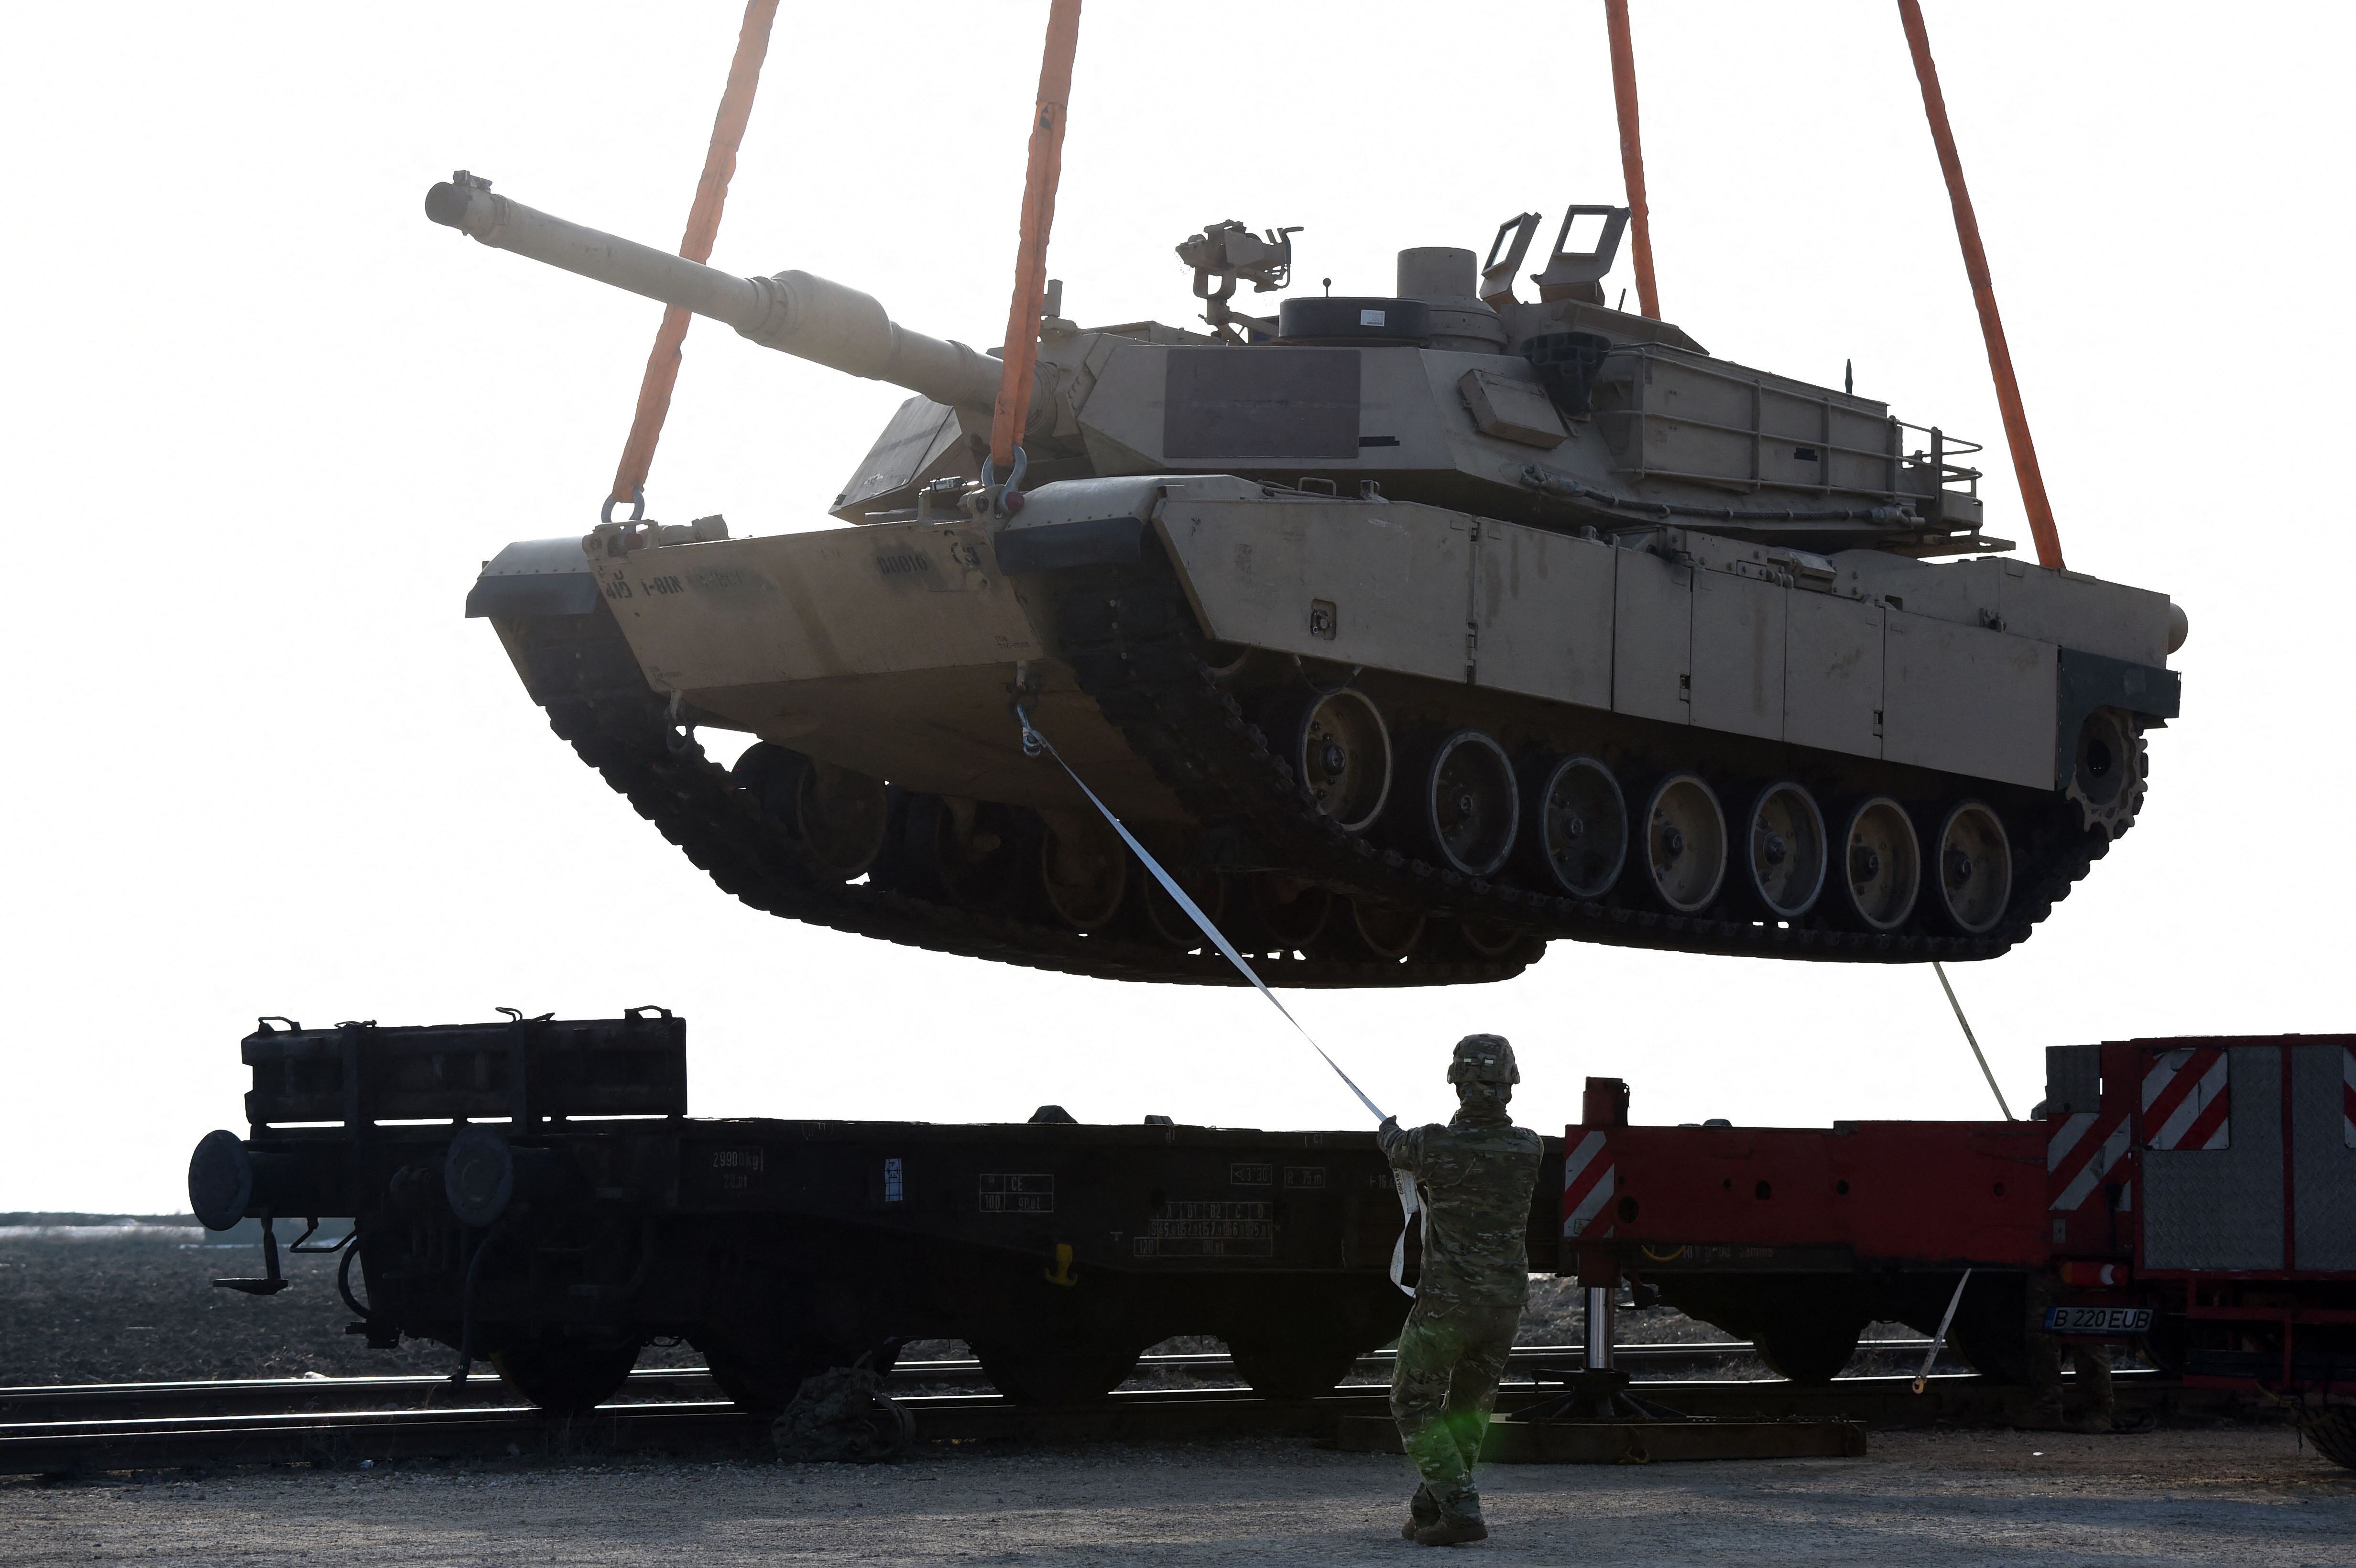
[1602,0,1660,320]
[1896,0,2066,570]
[1015,707,1420,1295]
[607,0,781,523]
[984,0,1084,503]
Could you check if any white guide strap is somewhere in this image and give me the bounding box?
[1017,707,1418,1296]
[1914,1267,1973,1394]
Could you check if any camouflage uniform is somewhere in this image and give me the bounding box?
[2022,1271,2115,1433]
[1379,1034,1543,1542]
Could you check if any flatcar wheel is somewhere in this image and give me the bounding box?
[1294,690,1391,833]
[905,794,1025,910]
[1841,797,1922,931]
[971,1337,1141,1406]
[1933,801,2012,935]
[1749,1316,1863,1386]
[1524,755,1628,899]
[795,761,891,880]
[488,1333,643,1416]
[1640,773,1727,915]
[1038,813,1128,931]
[1140,859,1228,949]
[1344,896,1426,960]
[1222,1328,1363,1402]
[1744,781,1828,919]
[1250,872,1331,949]
[1422,729,1518,877]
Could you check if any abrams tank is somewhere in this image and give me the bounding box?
[434,175,2183,987]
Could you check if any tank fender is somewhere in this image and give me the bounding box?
[467,536,599,619]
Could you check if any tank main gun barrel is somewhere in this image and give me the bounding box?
[424,176,1007,414]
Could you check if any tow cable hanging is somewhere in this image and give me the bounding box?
[1015,705,1422,1296]
[983,0,1084,518]
[1896,0,2066,570]
[1932,960,2015,1121]
[604,0,781,524]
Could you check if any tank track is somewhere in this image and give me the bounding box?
[1051,547,2112,964]
[506,605,1522,987]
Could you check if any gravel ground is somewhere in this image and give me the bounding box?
[7,1430,2353,1566]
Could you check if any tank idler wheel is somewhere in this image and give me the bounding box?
[1293,689,1391,834]
[1038,812,1129,932]
[1840,797,1922,931]
[1248,873,1332,951]
[488,1332,644,1416]
[1139,857,1229,950]
[1933,801,2013,935]
[2065,706,2146,838]
[1340,896,1426,960]
[1639,773,1727,915]
[1420,729,1519,877]
[904,795,1026,911]
[1523,755,1628,899]
[1743,781,1828,919]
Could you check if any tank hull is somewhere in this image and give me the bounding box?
[476,475,2176,983]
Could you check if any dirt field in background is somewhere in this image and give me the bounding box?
[9,1429,2352,1567]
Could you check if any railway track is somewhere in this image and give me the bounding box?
[4,1340,2226,1478]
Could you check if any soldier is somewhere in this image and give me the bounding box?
[2020,1270,2116,1433]
[1378,1033,1544,1547]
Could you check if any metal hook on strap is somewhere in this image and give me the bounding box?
[601,484,647,528]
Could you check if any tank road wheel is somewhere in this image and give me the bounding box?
[1038,814,1129,932]
[1640,773,1727,914]
[733,745,892,881]
[1249,873,1332,950]
[904,795,1025,910]
[489,1332,643,1416]
[1933,802,2013,935]
[2065,707,2146,837]
[1340,896,1427,960]
[1420,729,1519,877]
[796,761,891,880]
[1452,915,1533,960]
[1743,782,1828,919]
[1140,860,1228,949]
[1841,798,1922,931]
[1294,690,1391,833]
[1523,755,1629,899]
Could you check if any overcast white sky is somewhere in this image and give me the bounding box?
[2,2,2348,1213]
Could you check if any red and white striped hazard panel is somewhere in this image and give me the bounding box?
[2142,1046,2230,1152]
[2049,1110,2132,1213]
[1561,1130,1615,1239]
[2343,1045,2355,1150]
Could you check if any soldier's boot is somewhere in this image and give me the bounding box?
[1412,1489,1487,1547]
[1403,1484,1440,1540]
[2014,1390,2067,1431]
[2070,1407,2116,1435]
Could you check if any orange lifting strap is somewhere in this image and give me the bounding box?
[988,0,1085,477]
[609,0,782,515]
[1602,0,1661,320]
[1897,0,2066,570]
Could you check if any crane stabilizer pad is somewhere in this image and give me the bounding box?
[1333,1412,1867,1464]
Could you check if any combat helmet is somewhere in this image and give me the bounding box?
[1447,1034,1519,1086]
